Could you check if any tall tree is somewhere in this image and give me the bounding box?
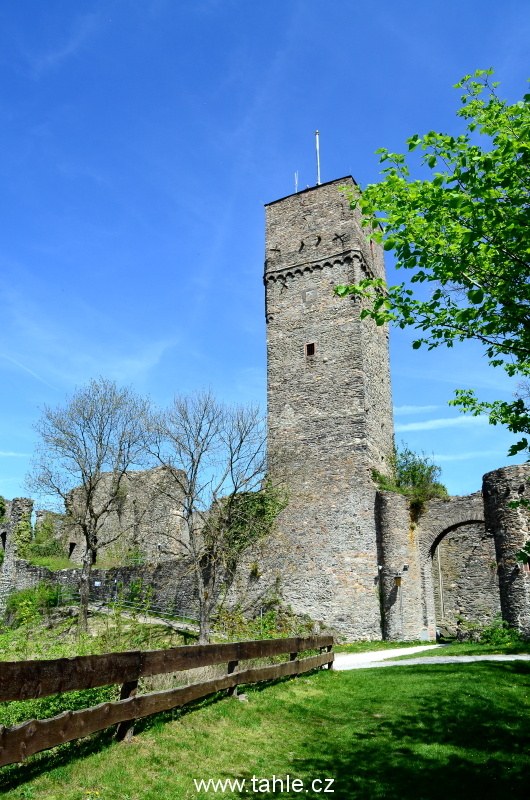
[26,378,152,630]
[150,389,288,644]
[335,70,530,455]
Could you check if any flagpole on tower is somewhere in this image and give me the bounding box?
[315,130,321,186]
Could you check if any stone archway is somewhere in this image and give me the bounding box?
[429,521,500,635]
[377,489,502,641]
[415,493,500,636]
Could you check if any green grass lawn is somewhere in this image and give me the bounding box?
[385,641,530,659]
[1,662,529,799]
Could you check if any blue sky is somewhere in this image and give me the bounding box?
[1,0,529,499]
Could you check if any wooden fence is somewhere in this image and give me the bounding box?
[0,635,333,768]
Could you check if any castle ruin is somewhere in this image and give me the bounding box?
[263,176,530,641]
[1,175,530,640]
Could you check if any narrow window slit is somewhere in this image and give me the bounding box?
[305,343,316,357]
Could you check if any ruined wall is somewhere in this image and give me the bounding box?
[483,465,530,636]
[265,176,394,640]
[0,497,34,612]
[376,489,500,641]
[62,466,187,565]
[6,558,198,616]
[376,490,426,641]
[431,523,500,634]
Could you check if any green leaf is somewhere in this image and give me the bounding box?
[467,288,484,304]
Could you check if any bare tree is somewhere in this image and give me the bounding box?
[26,378,152,630]
[150,389,287,644]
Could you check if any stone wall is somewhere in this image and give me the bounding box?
[483,465,530,637]
[62,465,187,565]
[264,176,394,640]
[431,523,500,633]
[376,490,426,641]
[376,489,501,641]
[5,557,198,616]
[0,497,34,612]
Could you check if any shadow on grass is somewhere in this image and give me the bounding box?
[234,662,530,800]
[4,663,529,799]
[0,668,324,793]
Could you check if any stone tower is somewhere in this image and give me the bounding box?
[264,176,394,640]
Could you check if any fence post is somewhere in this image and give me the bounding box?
[227,660,238,697]
[116,679,138,743]
[290,650,298,678]
[320,644,334,670]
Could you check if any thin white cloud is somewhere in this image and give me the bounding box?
[26,14,100,78]
[395,415,489,432]
[393,405,440,415]
[0,354,60,391]
[0,452,30,457]
[433,450,507,462]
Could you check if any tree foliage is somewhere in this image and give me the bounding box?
[335,70,530,454]
[372,442,448,508]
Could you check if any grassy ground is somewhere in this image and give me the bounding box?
[1,662,529,799]
[385,640,530,659]
[334,640,438,654]
[0,611,193,663]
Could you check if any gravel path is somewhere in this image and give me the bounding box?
[334,651,530,670]
[334,645,445,670]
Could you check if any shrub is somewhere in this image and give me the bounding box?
[0,495,5,523]
[480,615,523,645]
[25,512,69,567]
[4,583,60,628]
[373,441,448,508]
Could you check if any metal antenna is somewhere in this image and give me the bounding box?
[315,130,321,185]
[295,171,298,193]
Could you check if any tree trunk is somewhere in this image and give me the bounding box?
[198,594,211,644]
[79,548,92,632]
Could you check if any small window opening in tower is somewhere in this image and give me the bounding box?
[305,342,316,357]
[69,542,76,558]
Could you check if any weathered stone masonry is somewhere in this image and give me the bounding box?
[265,177,394,640]
[263,176,530,641]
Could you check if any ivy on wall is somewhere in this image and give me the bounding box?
[13,513,33,559]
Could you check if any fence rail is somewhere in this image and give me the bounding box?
[0,635,334,767]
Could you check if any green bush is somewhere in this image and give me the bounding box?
[4,583,60,628]
[373,441,448,508]
[0,494,5,523]
[213,605,314,640]
[480,616,523,645]
[25,512,69,568]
